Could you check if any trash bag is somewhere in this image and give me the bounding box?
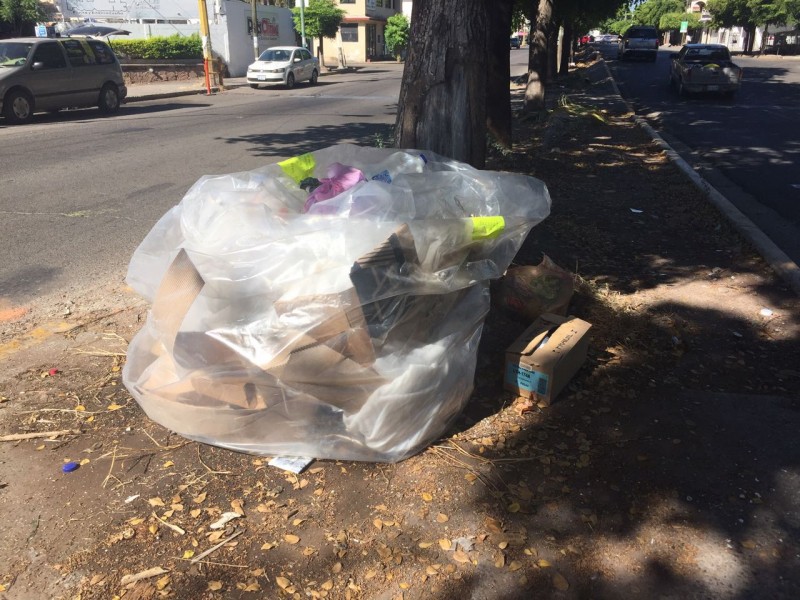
[492,254,574,322]
[123,144,551,462]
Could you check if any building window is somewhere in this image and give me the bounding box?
[340,24,358,42]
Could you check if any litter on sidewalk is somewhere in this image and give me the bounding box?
[122,144,551,462]
[504,313,592,406]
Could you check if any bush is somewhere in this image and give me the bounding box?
[110,34,202,60]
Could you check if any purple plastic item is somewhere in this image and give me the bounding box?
[303,163,367,212]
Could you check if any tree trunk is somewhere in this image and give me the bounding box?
[559,21,573,76]
[547,23,559,82]
[523,0,554,113]
[745,25,756,54]
[485,0,514,148]
[395,0,492,167]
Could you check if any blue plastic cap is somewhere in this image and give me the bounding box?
[62,461,80,473]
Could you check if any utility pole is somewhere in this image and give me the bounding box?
[299,0,306,50]
[197,0,213,94]
[251,0,259,60]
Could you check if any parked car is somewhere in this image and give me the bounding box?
[510,36,521,49]
[669,44,743,98]
[247,46,319,89]
[0,37,127,125]
[618,26,659,61]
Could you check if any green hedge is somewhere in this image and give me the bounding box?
[110,34,203,60]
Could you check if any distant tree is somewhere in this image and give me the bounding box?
[0,0,47,36]
[706,0,800,52]
[660,11,700,31]
[634,0,684,27]
[291,0,345,59]
[523,0,625,109]
[384,13,409,61]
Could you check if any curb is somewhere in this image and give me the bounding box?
[601,60,800,297]
[125,82,250,103]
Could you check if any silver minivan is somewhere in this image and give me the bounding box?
[0,37,127,125]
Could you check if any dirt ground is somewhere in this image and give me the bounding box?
[2,58,800,600]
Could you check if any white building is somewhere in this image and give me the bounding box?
[50,0,297,77]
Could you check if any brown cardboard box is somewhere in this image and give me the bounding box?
[504,313,592,405]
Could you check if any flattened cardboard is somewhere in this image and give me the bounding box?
[349,224,420,339]
[273,287,376,366]
[504,313,592,405]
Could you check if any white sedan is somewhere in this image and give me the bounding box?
[247,46,319,89]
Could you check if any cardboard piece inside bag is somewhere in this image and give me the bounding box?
[145,249,386,414]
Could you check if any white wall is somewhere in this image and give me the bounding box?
[218,2,296,77]
[56,1,297,78]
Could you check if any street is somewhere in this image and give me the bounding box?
[599,42,800,265]
[0,67,402,322]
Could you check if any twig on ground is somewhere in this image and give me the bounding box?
[120,566,169,586]
[152,512,186,535]
[190,529,243,564]
[197,445,232,475]
[0,429,81,442]
[102,445,118,488]
[74,349,127,357]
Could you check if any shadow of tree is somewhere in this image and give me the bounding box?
[219,121,396,159]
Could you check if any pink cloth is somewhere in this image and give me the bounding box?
[303,163,367,212]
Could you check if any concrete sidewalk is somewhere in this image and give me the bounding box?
[125,76,247,102]
[124,61,401,102]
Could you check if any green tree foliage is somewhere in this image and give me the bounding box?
[634,0,684,26]
[292,0,345,41]
[600,4,636,35]
[706,0,800,51]
[384,13,409,59]
[707,0,799,27]
[659,11,700,30]
[0,0,47,36]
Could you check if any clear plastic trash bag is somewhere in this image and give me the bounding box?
[123,144,551,462]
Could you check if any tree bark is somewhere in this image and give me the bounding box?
[523,0,554,113]
[394,0,492,167]
[485,0,515,149]
[547,22,559,82]
[559,21,573,76]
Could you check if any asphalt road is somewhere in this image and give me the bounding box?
[599,42,800,265]
[0,67,402,314]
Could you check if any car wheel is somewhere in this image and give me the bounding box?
[3,88,34,125]
[285,72,295,89]
[249,84,259,89]
[98,83,120,114]
[310,69,318,85]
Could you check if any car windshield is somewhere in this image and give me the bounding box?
[627,29,655,38]
[0,42,34,67]
[258,49,291,62]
